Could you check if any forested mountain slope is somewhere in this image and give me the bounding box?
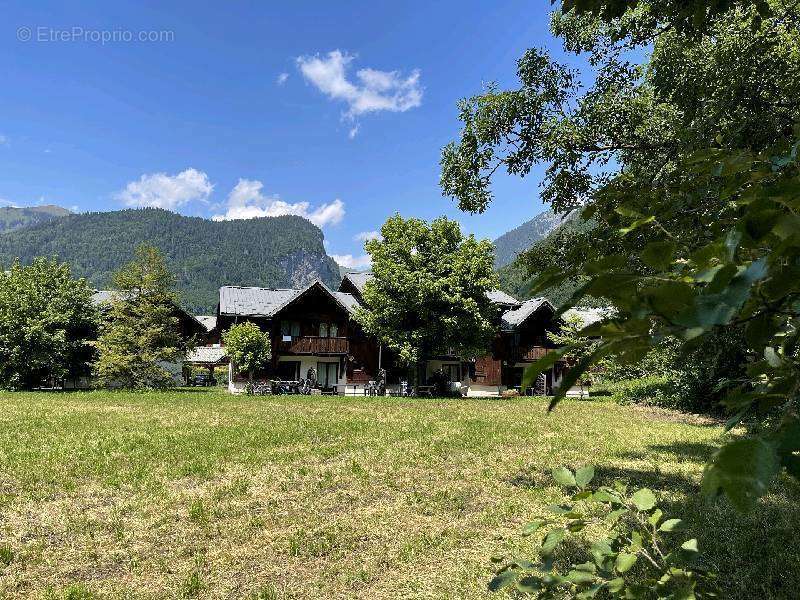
[0,205,71,233]
[492,209,567,268]
[0,208,341,312]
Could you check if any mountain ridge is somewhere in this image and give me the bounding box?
[492,209,567,268]
[0,208,341,313]
[0,205,72,234]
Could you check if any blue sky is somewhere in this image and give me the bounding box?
[0,1,585,267]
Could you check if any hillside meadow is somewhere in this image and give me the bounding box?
[0,390,797,599]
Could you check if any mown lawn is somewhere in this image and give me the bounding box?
[0,390,797,599]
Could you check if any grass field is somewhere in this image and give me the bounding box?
[0,390,798,599]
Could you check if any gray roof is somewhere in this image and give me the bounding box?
[185,346,228,364]
[563,307,613,327]
[342,271,372,295]
[91,290,114,305]
[343,272,518,308]
[486,289,519,306]
[195,315,217,332]
[501,297,553,330]
[219,280,359,318]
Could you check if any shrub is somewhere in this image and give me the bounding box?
[489,466,716,598]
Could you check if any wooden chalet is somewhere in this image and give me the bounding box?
[213,280,382,393]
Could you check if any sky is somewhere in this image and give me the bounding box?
[0,1,587,268]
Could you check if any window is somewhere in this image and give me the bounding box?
[329,323,338,337]
[442,363,461,382]
[317,362,338,389]
[277,361,300,381]
[319,322,329,338]
[281,320,300,337]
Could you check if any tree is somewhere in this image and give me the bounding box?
[222,322,272,383]
[441,0,800,508]
[94,245,193,389]
[0,258,97,390]
[356,215,498,383]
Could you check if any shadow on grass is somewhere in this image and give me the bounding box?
[507,461,800,599]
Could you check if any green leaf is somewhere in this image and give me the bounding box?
[701,437,781,511]
[552,466,576,487]
[659,518,686,532]
[522,520,546,536]
[521,348,569,394]
[615,552,638,573]
[541,528,565,557]
[640,240,677,270]
[488,568,517,592]
[647,508,663,527]
[630,488,656,511]
[575,465,595,488]
[606,577,625,593]
[566,569,596,584]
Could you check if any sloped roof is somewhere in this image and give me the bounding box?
[341,272,519,309]
[563,307,613,327]
[219,280,359,318]
[195,315,217,332]
[341,272,372,295]
[486,290,519,306]
[91,290,114,305]
[185,346,228,365]
[501,297,553,330]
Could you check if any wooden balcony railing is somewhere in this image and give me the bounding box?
[278,336,349,355]
[510,345,557,363]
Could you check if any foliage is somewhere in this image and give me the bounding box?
[222,322,272,382]
[525,138,800,510]
[94,245,193,389]
[442,0,800,508]
[489,466,716,598]
[0,258,97,390]
[0,208,340,312]
[548,312,603,366]
[357,215,498,373]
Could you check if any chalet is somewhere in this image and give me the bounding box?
[338,272,566,396]
[201,274,575,396]
[212,280,381,394]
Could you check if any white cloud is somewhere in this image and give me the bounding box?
[354,230,380,242]
[348,125,360,139]
[212,178,345,228]
[296,50,422,120]
[0,135,8,146]
[0,198,18,207]
[330,253,372,269]
[276,72,289,85]
[115,168,213,210]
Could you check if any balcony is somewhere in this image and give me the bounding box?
[278,336,349,355]
[509,345,557,363]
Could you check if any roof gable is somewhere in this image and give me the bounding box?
[219,280,360,318]
[501,297,554,330]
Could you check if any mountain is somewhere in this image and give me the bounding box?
[0,208,341,313]
[493,209,567,268]
[0,205,72,233]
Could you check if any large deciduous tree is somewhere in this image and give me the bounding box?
[356,215,498,384]
[0,258,98,390]
[94,245,193,389]
[441,0,800,507]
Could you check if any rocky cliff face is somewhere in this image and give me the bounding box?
[493,209,570,268]
[279,249,341,289]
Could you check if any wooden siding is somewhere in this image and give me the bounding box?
[277,336,349,355]
[473,354,503,386]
